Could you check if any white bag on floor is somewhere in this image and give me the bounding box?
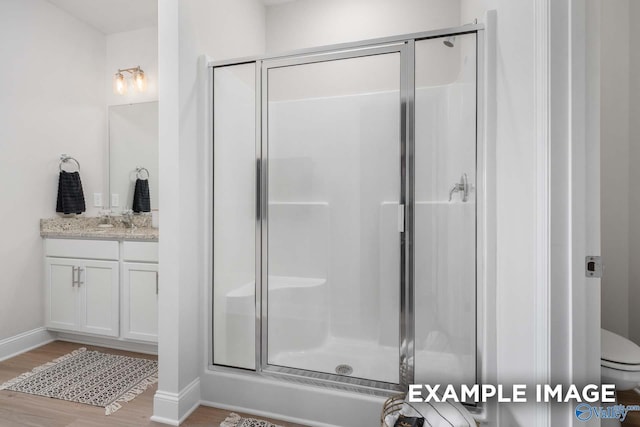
[384,398,476,427]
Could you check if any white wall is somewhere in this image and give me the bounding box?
[600,0,630,339]
[598,0,640,344]
[460,2,601,426]
[629,1,640,344]
[0,0,106,340]
[155,0,266,421]
[265,0,461,53]
[463,1,542,426]
[106,26,159,106]
[178,0,265,389]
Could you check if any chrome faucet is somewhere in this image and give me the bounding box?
[122,209,135,228]
[98,209,112,226]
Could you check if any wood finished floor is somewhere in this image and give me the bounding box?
[8,341,640,427]
[619,389,640,427]
[0,341,308,427]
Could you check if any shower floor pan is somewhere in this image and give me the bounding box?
[269,336,472,385]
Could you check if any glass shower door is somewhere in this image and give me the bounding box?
[212,63,257,370]
[413,33,478,391]
[262,48,404,385]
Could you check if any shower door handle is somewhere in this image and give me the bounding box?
[256,159,261,220]
[398,204,405,233]
[449,173,471,202]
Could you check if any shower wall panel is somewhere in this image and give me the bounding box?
[268,91,400,341]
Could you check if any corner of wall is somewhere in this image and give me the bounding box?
[151,378,201,426]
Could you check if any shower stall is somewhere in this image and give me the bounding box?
[210,25,484,399]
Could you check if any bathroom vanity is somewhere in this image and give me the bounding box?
[40,217,159,350]
[39,100,160,352]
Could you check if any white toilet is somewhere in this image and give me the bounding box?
[600,328,640,426]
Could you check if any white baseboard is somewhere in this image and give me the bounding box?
[0,327,55,362]
[148,414,180,426]
[151,377,201,425]
[0,328,157,363]
[55,332,158,355]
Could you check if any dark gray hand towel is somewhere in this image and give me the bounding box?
[132,178,151,213]
[56,171,86,214]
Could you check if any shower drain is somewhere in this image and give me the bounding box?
[335,364,353,376]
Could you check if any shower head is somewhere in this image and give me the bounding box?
[443,36,456,48]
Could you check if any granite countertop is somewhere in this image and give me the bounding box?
[40,216,158,242]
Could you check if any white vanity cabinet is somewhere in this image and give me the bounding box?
[45,240,120,337]
[44,238,158,345]
[122,263,158,342]
[46,258,79,331]
[121,241,159,343]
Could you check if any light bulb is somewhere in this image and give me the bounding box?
[113,72,127,95]
[134,69,146,92]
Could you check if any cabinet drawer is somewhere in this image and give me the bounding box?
[123,241,159,263]
[45,239,118,260]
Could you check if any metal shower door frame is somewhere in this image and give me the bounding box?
[209,24,485,401]
[258,43,410,393]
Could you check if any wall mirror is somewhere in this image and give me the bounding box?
[108,101,159,212]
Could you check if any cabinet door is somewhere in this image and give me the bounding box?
[122,262,158,342]
[45,258,80,331]
[78,260,119,337]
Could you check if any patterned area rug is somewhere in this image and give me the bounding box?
[221,413,283,427]
[0,347,157,415]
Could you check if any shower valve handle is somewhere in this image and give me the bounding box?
[449,173,470,202]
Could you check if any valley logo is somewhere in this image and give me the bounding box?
[575,403,640,422]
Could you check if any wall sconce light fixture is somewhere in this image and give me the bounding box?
[113,66,146,95]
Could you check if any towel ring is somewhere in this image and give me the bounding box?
[136,167,150,180]
[59,154,80,172]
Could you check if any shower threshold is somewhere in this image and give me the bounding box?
[268,336,471,388]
